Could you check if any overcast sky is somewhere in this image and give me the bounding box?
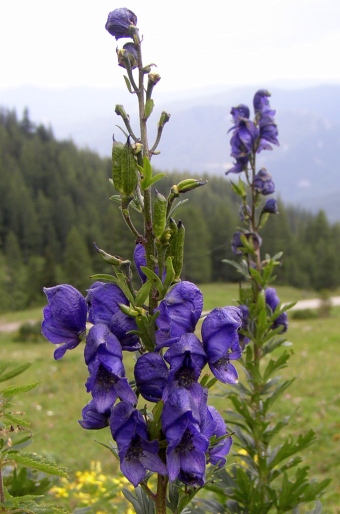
[1,0,339,93]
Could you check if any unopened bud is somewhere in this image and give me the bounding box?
[93,243,124,266]
[158,111,171,129]
[153,189,167,239]
[176,178,207,193]
[112,136,138,201]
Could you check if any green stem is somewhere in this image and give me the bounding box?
[0,467,4,510]
[155,474,168,514]
[135,31,157,314]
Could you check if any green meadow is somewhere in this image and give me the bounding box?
[0,283,339,512]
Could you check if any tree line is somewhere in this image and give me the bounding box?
[0,108,339,312]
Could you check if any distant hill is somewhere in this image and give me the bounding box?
[1,83,340,220]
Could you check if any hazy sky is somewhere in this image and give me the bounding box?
[1,0,339,93]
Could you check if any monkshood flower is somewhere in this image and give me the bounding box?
[110,401,168,487]
[230,104,250,123]
[166,421,209,486]
[162,333,207,400]
[42,284,87,360]
[118,42,138,69]
[230,119,259,160]
[78,399,110,430]
[86,281,140,350]
[265,287,288,333]
[201,406,232,467]
[262,198,279,214]
[86,282,127,324]
[253,168,275,195]
[134,352,169,402]
[162,386,207,441]
[253,89,276,118]
[85,324,137,412]
[253,90,279,150]
[155,281,203,347]
[133,243,148,283]
[134,243,165,284]
[202,307,242,384]
[105,8,137,40]
[231,231,262,256]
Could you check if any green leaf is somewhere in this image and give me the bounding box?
[5,451,68,478]
[268,430,317,470]
[134,280,153,307]
[148,401,164,440]
[144,98,154,119]
[123,75,132,93]
[0,363,31,382]
[140,267,163,295]
[4,412,31,428]
[1,383,39,398]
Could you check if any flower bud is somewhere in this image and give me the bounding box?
[158,111,171,129]
[153,189,167,239]
[262,198,279,214]
[117,43,138,70]
[112,136,138,202]
[105,8,137,40]
[93,243,125,266]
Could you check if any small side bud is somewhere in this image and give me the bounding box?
[117,43,138,70]
[93,243,124,266]
[158,111,171,129]
[177,178,207,193]
[153,189,167,240]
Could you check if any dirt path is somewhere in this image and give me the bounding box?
[1,297,340,334]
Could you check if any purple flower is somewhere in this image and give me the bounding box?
[78,399,110,430]
[202,307,242,384]
[86,282,139,351]
[86,282,127,325]
[105,8,137,40]
[166,421,208,486]
[230,104,250,123]
[253,168,275,195]
[110,402,167,487]
[226,155,249,175]
[262,198,279,214]
[133,244,148,283]
[253,90,279,150]
[231,232,262,256]
[162,333,207,399]
[230,119,259,160]
[134,353,169,402]
[201,406,232,467]
[85,324,137,412]
[253,89,275,118]
[155,281,203,348]
[118,42,138,70]
[162,386,207,441]
[42,284,87,360]
[265,288,288,333]
[164,333,207,374]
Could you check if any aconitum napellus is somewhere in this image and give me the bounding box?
[42,284,87,360]
[202,307,242,384]
[155,281,203,347]
[110,402,168,487]
[265,287,288,333]
[85,324,137,412]
[105,8,137,40]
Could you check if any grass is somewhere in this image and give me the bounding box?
[0,283,339,512]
